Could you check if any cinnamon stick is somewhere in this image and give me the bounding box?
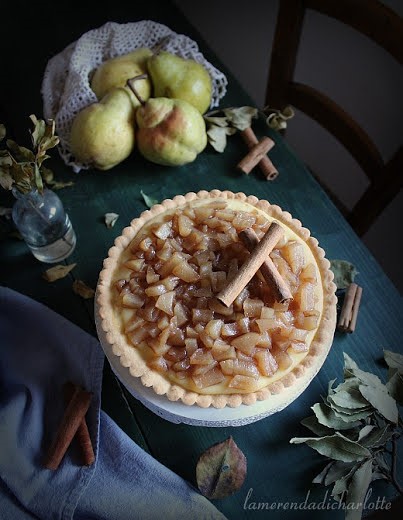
[337,283,362,333]
[348,285,363,333]
[64,382,95,467]
[43,386,93,470]
[240,127,278,180]
[237,136,274,174]
[239,228,292,303]
[217,222,283,307]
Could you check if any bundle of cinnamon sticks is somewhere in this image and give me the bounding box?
[217,222,292,307]
[337,283,363,333]
[43,381,95,470]
[237,126,278,180]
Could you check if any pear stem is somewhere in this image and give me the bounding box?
[126,74,148,106]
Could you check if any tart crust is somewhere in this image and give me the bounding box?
[97,190,337,408]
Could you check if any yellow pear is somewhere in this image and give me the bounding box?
[135,97,207,167]
[70,87,135,170]
[146,51,212,114]
[90,48,153,107]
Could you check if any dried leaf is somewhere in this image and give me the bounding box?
[0,170,14,190]
[345,459,372,520]
[358,384,398,424]
[141,190,159,208]
[196,436,247,499]
[324,461,357,486]
[386,371,403,405]
[48,180,74,190]
[373,452,390,477]
[356,424,375,442]
[290,432,371,462]
[206,125,236,153]
[104,212,119,229]
[384,349,403,375]
[29,115,46,148]
[329,259,358,290]
[0,115,59,195]
[360,425,392,448]
[42,263,77,282]
[301,415,334,436]
[203,115,228,127]
[328,388,369,410]
[73,280,95,299]
[343,353,384,388]
[40,166,54,184]
[264,106,295,131]
[223,106,258,131]
[312,402,360,430]
[6,140,35,162]
[331,464,358,499]
[312,461,334,484]
[225,106,258,129]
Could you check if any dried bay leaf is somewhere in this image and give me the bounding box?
[312,461,334,484]
[328,388,369,410]
[312,402,360,430]
[360,425,392,448]
[331,464,359,499]
[358,384,398,424]
[301,415,334,437]
[196,436,247,500]
[384,349,403,374]
[290,432,371,462]
[345,459,373,520]
[104,212,119,229]
[386,371,403,405]
[43,263,77,282]
[343,353,384,389]
[356,424,375,442]
[331,405,372,423]
[330,259,358,289]
[73,280,95,299]
[324,461,357,486]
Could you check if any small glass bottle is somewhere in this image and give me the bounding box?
[12,187,76,263]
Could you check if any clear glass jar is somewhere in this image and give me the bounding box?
[11,187,76,263]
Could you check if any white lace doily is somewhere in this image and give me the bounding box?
[41,21,228,173]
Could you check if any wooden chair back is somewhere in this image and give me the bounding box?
[266,0,403,236]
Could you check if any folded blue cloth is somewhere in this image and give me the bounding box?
[0,287,226,520]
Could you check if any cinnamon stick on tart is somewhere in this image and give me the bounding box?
[239,227,293,304]
[217,222,284,307]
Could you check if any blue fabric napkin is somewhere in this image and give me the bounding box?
[0,287,227,520]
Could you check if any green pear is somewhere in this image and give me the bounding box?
[147,51,212,114]
[70,87,135,170]
[135,96,207,167]
[90,48,153,107]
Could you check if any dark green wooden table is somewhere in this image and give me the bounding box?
[1,2,402,519]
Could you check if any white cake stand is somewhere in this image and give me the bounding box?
[94,298,329,427]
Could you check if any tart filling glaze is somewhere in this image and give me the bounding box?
[97,190,337,408]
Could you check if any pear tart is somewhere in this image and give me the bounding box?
[97,190,337,408]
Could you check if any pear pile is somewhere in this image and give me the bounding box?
[70,48,212,170]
